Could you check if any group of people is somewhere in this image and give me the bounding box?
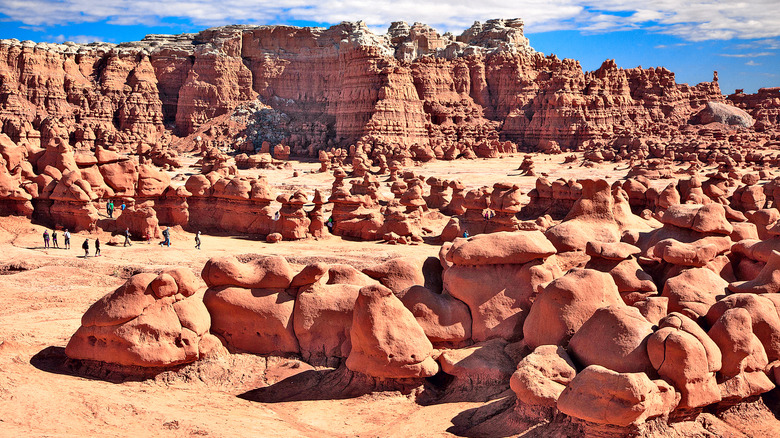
[105,200,126,219]
[41,226,207,255]
[82,238,101,257]
[42,229,71,249]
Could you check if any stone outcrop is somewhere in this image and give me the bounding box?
[65,269,224,367]
[0,18,726,163]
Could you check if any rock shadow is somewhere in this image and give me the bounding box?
[30,345,183,383]
[447,394,551,438]
[238,365,424,403]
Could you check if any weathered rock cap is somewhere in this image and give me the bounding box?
[585,241,641,260]
[445,230,556,266]
[557,365,679,427]
[660,203,733,235]
[201,255,293,289]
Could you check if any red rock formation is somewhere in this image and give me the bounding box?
[66,269,225,367]
[0,17,731,165]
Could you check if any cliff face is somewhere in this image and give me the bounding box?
[0,18,727,155]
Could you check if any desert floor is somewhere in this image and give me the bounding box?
[0,153,688,437]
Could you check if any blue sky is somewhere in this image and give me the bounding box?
[0,0,778,94]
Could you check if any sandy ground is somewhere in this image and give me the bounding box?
[0,154,710,437]
[0,214,480,438]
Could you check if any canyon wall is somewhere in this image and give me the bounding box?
[0,19,729,156]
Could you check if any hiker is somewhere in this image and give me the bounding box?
[463,230,469,238]
[124,228,132,247]
[64,229,71,249]
[43,229,50,248]
[326,217,334,233]
[52,229,59,248]
[95,238,101,257]
[120,202,126,211]
[82,239,89,257]
[160,227,171,247]
[107,200,114,218]
[195,231,201,250]
[484,210,489,221]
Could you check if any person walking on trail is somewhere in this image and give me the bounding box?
[124,228,132,247]
[95,238,101,257]
[107,201,114,218]
[463,230,469,238]
[195,231,201,250]
[160,227,171,247]
[64,229,71,249]
[43,229,50,248]
[82,239,89,257]
[326,217,334,233]
[52,229,59,248]
[120,202,126,212]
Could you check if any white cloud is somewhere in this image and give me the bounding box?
[718,52,775,58]
[47,34,104,43]
[3,0,780,42]
[746,60,760,66]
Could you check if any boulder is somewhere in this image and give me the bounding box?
[66,269,223,367]
[445,231,556,265]
[203,286,299,354]
[445,258,561,341]
[708,308,775,399]
[201,255,293,289]
[293,281,360,364]
[647,313,722,408]
[346,284,439,378]
[662,268,728,320]
[398,285,472,346]
[558,365,679,427]
[523,269,623,349]
[568,306,655,375]
[510,345,577,407]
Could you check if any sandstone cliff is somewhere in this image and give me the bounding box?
[0,18,730,156]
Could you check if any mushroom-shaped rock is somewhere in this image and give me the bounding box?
[510,345,577,407]
[557,365,679,427]
[568,305,655,375]
[729,250,780,294]
[649,237,727,267]
[708,308,775,399]
[647,313,722,409]
[523,269,623,349]
[203,285,298,355]
[661,204,733,235]
[545,179,621,252]
[662,268,728,320]
[65,270,223,367]
[346,284,439,378]
[293,281,360,365]
[201,256,293,289]
[398,285,472,346]
[705,293,780,361]
[445,231,556,265]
